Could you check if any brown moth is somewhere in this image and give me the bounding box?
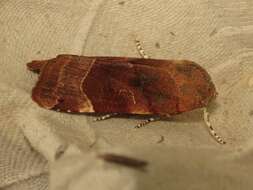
[27,55,217,116]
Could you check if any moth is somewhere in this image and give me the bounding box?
[27,40,225,144]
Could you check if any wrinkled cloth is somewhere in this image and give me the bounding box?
[0,0,253,189]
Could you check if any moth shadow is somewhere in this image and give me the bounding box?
[117,101,219,123]
[63,101,219,124]
[172,101,219,123]
[174,101,219,123]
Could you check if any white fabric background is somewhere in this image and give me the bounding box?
[0,0,253,189]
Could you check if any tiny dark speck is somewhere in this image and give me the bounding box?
[130,73,158,92]
[37,50,41,54]
[209,28,217,37]
[249,110,253,116]
[157,135,164,143]
[118,1,125,5]
[170,32,176,36]
[155,42,160,49]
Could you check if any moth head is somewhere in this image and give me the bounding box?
[27,60,48,74]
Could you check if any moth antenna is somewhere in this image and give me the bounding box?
[203,108,226,144]
[93,113,118,121]
[135,117,159,128]
[135,39,150,59]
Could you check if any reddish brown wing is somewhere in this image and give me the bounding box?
[28,55,94,112]
[27,55,217,115]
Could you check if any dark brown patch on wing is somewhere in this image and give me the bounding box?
[130,64,179,114]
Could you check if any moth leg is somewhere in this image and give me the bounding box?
[93,113,118,121]
[135,117,159,128]
[135,39,150,59]
[203,108,226,144]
